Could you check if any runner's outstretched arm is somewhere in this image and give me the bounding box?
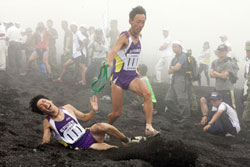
[42,119,52,144]
[104,33,128,67]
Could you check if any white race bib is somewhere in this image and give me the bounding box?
[63,124,86,144]
[123,54,139,71]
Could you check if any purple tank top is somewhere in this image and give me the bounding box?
[111,31,141,74]
[47,107,86,144]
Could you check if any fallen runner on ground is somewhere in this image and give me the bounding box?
[29,95,144,150]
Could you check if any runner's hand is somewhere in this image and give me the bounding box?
[200,116,208,126]
[90,95,98,112]
[102,60,110,68]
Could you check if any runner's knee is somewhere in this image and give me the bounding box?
[94,123,109,132]
[142,90,151,100]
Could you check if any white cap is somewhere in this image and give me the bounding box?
[220,34,227,38]
[70,22,77,26]
[79,24,88,29]
[172,40,184,48]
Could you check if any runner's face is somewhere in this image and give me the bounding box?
[130,14,146,35]
[37,99,56,114]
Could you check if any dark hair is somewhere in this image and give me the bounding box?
[138,64,148,76]
[204,41,210,48]
[129,6,146,20]
[29,95,50,115]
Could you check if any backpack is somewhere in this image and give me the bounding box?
[185,53,200,82]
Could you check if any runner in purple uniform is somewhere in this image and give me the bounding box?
[30,95,138,150]
[102,6,159,137]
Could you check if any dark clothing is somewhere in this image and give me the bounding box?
[170,52,188,81]
[165,52,190,119]
[72,55,86,65]
[86,58,105,84]
[207,109,237,136]
[63,29,73,53]
[61,29,73,66]
[48,28,58,47]
[211,58,234,91]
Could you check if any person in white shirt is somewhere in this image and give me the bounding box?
[54,23,88,85]
[200,91,240,136]
[198,41,211,86]
[155,28,173,83]
[220,35,232,58]
[0,22,7,71]
[6,22,23,74]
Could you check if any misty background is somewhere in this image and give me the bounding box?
[1,0,250,88]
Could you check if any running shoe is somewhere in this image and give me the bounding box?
[145,128,160,138]
[122,136,147,147]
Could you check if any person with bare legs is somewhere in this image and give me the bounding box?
[30,95,141,150]
[103,6,159,137]
[54,23,88,85]
[26,22,52,78]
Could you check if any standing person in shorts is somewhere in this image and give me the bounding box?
[54,23,88,85]
[26,22,52,78]
[103,6,159,137]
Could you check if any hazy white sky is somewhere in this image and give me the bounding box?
[1,0,250,86]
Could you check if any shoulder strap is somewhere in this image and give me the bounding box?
[120,31,130,38]
[61,107,79,123]
[48,118,60,135]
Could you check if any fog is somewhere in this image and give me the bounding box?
[1,0,250,88]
